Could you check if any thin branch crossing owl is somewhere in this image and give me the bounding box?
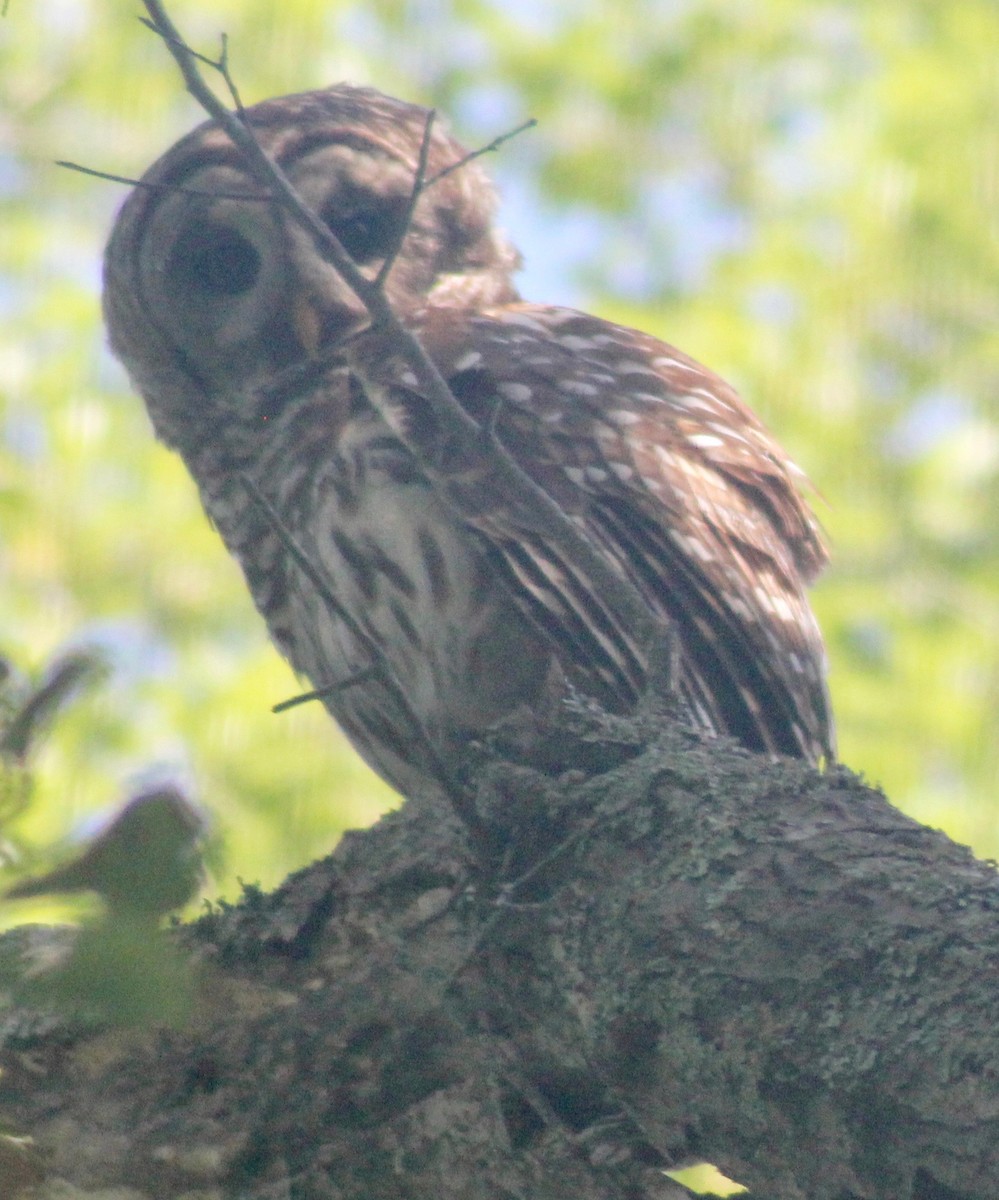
[103,85,834,800]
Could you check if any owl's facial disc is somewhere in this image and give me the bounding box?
[124,140,428,404]
[131,166,351,389]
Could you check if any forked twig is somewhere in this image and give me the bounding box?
[272,668,378,714]
[136,19,244,113]
[424,117,538,188]
[57,160,269,202]
[374,109,437,290]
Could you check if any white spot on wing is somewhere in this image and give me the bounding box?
[689,386,731,407]
[687,433,725,449]
[754,585,775,614]
[558,334,601,351]
[453,351,482,372]
[709,421,750,445]
[538,308,581,326]
[723,593,752,620]
[771,594,795,622]
[496,381,533,403]
[560,379,600,396]
[500,311,551,334]
[681,395,722,414]
[669,528,713,562]
[688,536,714,563]
[615,359,662,377]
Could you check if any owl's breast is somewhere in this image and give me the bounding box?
[215,407,552,797]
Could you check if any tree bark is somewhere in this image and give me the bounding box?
[0,710,996,1200]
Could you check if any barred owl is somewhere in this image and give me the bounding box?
[103,85,834,801]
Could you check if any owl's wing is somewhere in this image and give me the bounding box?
[351,303,834,763]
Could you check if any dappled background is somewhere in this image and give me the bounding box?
[2,0,998,905]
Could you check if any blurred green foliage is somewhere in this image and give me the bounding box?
[1,0,997,911]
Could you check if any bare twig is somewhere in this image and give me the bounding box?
[425,117,538,188]
[214,33,246,115]
[57,160,269,202]
[374,108,437,290]
[136,15,238,104]
[271,669,378,714]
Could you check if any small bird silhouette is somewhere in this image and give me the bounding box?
[6,786,206,918]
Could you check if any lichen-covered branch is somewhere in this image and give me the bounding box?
[0,713,995,1200]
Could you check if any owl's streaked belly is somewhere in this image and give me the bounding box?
[220,415,552,799]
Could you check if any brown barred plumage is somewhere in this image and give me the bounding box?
[103,84,834,801]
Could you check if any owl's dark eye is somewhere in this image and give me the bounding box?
[169,224,262,297]
[321,196,407,264]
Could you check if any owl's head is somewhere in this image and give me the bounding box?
[102,85,521,450]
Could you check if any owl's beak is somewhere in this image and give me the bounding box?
[289,289,370,360]
[285,222,370,357]
[291,293,323,357]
